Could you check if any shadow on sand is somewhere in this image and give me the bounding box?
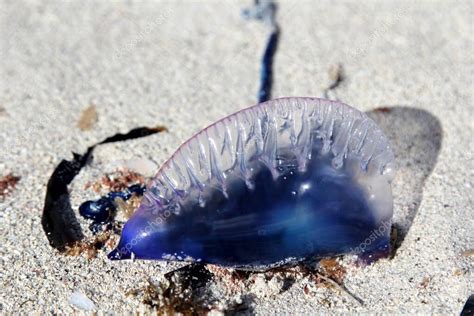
[366,106,442,254]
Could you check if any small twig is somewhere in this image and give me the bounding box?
[316,272,364,306]
[19,299,32,307]
[323,63,344,100]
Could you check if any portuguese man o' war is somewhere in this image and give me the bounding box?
[108,97,396,269]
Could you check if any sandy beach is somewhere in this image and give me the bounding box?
[0,0,472,313]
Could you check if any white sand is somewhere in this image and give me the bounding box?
[0,0,472,313]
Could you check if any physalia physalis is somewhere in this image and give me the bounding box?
[108,97,396,269]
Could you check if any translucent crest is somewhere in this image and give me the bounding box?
[142,97,395,212]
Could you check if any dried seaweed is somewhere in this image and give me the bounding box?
[84,169,145,194]
[65,230,117,259]
[128,264,215,315]
[319,258,347,284]
[129,258,361,313]
[0,173,20,199]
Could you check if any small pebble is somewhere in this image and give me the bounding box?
[69,291,96,311]
[125,158,158,177]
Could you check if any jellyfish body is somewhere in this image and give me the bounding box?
[109,98,396,269]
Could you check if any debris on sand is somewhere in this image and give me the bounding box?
[319,258,347,284]
[129,259,360,313]
[126,264,218,315]
[77,104,98,131]
[84,169,145,194]
[324,63,344,99]
[373,107,392,113]
[65,230,118,259]
[0,173,20,199]
[419,276,431,289]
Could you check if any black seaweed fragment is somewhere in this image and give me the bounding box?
[42,126,167,250]
[461,294,474,316]
[258,26,279,103]
[243,0,279,103]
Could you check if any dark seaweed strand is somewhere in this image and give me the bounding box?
[42,126,166,250]
[243,0,279,103]
[258,27,279,103]
[461,294,474,316]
